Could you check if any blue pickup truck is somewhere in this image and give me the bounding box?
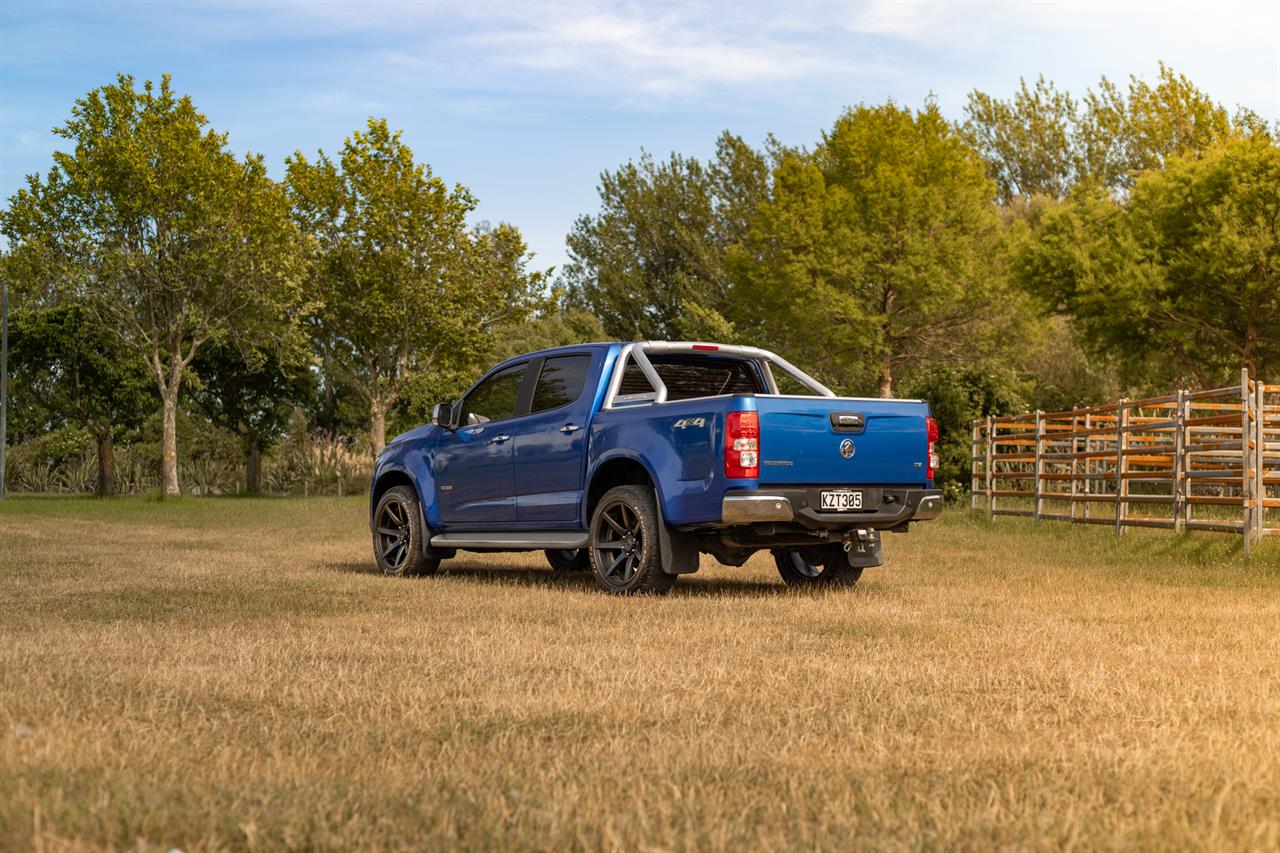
[370,341,942,594]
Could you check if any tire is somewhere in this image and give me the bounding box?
[588,485,676,595]
[545,549,591,573]
[373,485,441,577]
[773,544,863,588]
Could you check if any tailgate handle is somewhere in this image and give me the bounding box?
[830,412,866,433]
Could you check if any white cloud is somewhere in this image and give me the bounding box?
[456,3,857,100]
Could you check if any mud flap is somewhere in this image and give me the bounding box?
[656,501,700,574]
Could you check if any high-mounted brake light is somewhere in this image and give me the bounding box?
[692,344,720,351]
[926,416,940,480]
[725,410,759,479]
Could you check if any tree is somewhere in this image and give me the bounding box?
[395,305,606,431]
[562,132,767,340]
[1077,63,1234,191]
[0,74,305,495]
[287,119,543,452]
[963,75,1078,202]
[734,101,1013,397]
[965,65,1258,204]
[486,305,605,364]
[190,343,312,493]
[1013,137,1280,386]
[6,305,153,495]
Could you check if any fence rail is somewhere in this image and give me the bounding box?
[971,369,1279,553]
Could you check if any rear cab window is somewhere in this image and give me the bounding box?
[619,355,762,401]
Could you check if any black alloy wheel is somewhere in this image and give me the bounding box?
[588,485,674,595]
[372,485,441,577]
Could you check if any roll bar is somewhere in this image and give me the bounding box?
[601,341,836,410]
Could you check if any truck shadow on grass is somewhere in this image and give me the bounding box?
[325,560,839,598]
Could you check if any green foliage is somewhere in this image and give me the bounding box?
[0,74,306,495]
[3,66,1274,502]
[563,133,767,340]
[486,305,606,363]
[1016,316,1124,411]
[1126,137,1280,380]
[1077,63,1235,190]
[903,365,1026,492]
[7,304,153,437]
[963,75,1078,201]
[190,342,315,491]
[965,64,1259,203]
[736,100,1015,397]
[5,303,154,494]
[1014,137,1280,387]
[286,119,545,450]
[393,305,606,434]
[191,344,312,450]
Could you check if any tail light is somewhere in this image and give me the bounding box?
[926,416,940,480]
[725,410,759,479]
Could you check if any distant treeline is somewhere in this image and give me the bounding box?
[2,66,1277,497]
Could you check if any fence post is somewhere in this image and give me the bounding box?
[1115,399,1129,535]
[1034,410,1044,522]
[1258,379,1268,543]
[985,414,995,521]
[1083,412,1092,521]
[1173,389,1186,534]
[970,420,976,510]
[1242,368,1254,557]
[1069,413,1079,523]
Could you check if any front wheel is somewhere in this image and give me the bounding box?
[773,544,863,587]
[588,485,675,595]
[373,485,441,577]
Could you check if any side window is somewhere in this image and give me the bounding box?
[531,355,591,413]
[458,364,527,425]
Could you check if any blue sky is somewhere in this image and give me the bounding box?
[2,0,1277,274]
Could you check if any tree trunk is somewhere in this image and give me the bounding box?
[95,431,118,497]
[161,390,181,497]
[245,435,262,495]
[370,398,387,455]
[878,356,894,399]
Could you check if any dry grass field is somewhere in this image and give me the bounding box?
[2,496,1279,851]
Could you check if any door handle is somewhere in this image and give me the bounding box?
[489,434,511,444]
[560,424,582,434]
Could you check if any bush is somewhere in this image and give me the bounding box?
[903,365,1027,493]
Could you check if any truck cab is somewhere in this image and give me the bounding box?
[370,342,942,594]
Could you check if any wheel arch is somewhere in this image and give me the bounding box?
[583,453,664,523]
[370,467,420,528]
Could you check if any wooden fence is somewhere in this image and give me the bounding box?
[971,369,1279,554]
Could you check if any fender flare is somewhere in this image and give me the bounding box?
[582,450,667,521]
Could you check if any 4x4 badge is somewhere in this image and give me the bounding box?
[839,439,855,459]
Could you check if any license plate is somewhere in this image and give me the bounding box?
[820,490,863,511]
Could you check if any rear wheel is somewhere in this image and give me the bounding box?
[373,485,441,577]
[773,544,863,587]
[588,485,675,595]
[545,548,590,573]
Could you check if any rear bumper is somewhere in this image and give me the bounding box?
[722,487,943,529]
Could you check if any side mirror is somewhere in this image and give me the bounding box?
[431,402,455,429]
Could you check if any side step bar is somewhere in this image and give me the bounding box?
[429,531,589,550]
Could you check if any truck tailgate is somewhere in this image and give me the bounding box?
[754,396,931,486]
